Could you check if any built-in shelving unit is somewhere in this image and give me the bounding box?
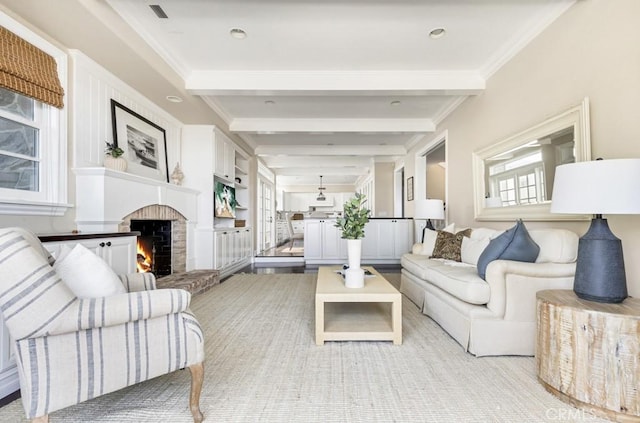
[234,151,250,224]
[182,125,253,277]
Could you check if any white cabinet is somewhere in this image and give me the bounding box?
[361,219,413,260]
[393,220,414,257]
[305,219,412,265]
[291,220,304,234]
[214,128,235,182]
[304,219,347,263]
[42,235,137,275]
[213,227,252,278]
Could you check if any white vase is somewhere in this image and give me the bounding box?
[345,239,365,288]
[104,156,127,172]
[347,239,362,270]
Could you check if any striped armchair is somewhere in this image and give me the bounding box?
[0,228,205,423]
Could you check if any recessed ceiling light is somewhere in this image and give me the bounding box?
[429,28,446,39]
[390,100,401,106]
[230,28,247,39]
[265,100,275,106]
[166,95,183,103]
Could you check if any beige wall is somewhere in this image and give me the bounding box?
[403,0,640,296]
[374,162,395,217]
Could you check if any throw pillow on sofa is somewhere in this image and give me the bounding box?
[431,229,472,262]
[461,237,490,266]
[416,223,458,256]
[476,219,540,279]
[54,244,127,298]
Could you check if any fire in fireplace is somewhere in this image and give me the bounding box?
[130,220,172,277]
[136,239,153,273]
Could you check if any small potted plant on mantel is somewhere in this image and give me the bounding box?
[335,192,370,288]
[104,141,127,172]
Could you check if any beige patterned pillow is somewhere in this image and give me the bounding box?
[430,229,472,261]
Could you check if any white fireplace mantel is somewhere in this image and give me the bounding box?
[74,168,200,232]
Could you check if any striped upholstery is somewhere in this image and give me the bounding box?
[0,228,204,420]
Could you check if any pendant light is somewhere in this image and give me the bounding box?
[317,175,326,201]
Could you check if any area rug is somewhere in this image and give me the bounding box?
[0,273,605,422]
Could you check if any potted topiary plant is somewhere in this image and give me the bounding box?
[104,141,127,172]
[335,192,370,288]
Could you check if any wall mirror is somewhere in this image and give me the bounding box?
[472,98,591,221]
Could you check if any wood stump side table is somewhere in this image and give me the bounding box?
[536,290,640,422]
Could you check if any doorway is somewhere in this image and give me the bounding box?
[258,176,275,253]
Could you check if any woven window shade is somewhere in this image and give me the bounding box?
[0,26,64,109]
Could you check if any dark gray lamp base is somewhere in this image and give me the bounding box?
[421,219,435,242]
[574,217,627,303]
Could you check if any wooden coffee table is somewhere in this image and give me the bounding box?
[315,266,402,345]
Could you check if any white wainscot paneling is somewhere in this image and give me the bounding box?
[69,50,183,170]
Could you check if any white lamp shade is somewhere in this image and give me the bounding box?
[551,158,640,214]
[415,199,445,219]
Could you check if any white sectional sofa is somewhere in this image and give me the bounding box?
[400,226,578,357]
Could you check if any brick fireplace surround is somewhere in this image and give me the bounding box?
[119,204,187,274]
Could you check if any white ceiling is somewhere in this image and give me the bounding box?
[105,0,574,187]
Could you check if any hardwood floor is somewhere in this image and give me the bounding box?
[237,237,401,280]
[256,238,304,258]
[234,262,401,277]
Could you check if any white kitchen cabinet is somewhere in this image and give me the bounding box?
[305,218,412,265]
[304,219,347,263]
[303,219,323,259]
[42,234,137,275]
[361,219,413,260]
[393,219,414,257]
[291,220,304,234]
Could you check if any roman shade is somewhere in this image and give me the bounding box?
[0,26,64,108]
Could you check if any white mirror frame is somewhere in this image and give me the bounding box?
[472,97,591,221]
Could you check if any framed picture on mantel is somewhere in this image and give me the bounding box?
[111,99,169,183]
[407,177,414,201]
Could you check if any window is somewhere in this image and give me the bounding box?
[489,152,546,206]
[0,13,68,215]
[0,88,41,192]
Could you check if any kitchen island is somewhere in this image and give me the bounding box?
[304,217,413,265]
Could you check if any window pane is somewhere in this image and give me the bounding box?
[0,154,38,191]
[0,116,38,158]
[0,87,34,120]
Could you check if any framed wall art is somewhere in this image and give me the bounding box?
[110,99,169,182]
[407,176,414,201]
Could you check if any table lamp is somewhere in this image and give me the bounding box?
[415,199,445,242]
[550,158,640,303]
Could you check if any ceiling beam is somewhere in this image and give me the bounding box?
[262,156,372,168]
[231,118,434,133]
[186,70,485,96]
[255,144,406,156]
[274,167,369,176]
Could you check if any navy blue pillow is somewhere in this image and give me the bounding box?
[476,220,540,280]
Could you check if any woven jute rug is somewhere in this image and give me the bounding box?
[0,273,605,422]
